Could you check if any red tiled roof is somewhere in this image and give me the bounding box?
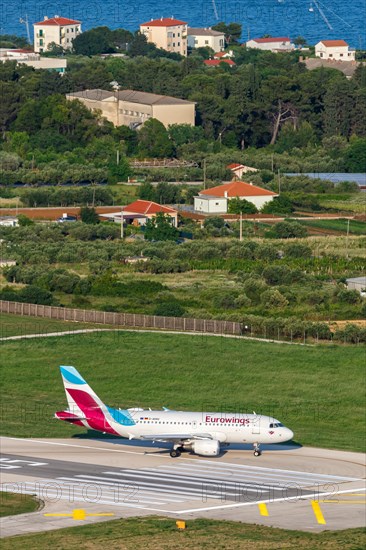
[227,163,244,170]
[11,49,34,53]
[34,16,80,26]
[251,37,290,43]
[199,181,277,198]
[140,18,186,27]
[123,200,177,215]
[319,40,348,47]
[204,59,235,66]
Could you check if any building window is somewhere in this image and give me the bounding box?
[39,29,43,37]
[205,40,209,45]
[67,28,69,33]
[340,53,343,56]
[194,39,198,44]
[177,42,180,46]
[67,38,69,43]
[71,28,73,32]
[173,43,175,47]
[39,39,43,46]
[173,33,175,37]
[178,32,180,37]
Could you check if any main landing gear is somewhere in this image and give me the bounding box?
[253,443,262,457]
[170,446,184,458]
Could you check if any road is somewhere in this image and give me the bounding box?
[0,437,365,537]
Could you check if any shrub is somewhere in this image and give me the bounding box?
[153,302,186,317]
[285,243,312,258]
[273,221,307,238]
[260,289,289,309]
[337,289,361,304]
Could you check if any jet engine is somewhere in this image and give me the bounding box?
[191,439,220,456]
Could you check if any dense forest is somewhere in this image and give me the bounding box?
[0,27,365,186]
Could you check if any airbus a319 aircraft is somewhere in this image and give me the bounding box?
[56,366,294,458]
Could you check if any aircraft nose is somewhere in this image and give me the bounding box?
[285,428,294,441]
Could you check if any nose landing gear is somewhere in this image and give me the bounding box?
[170,445,184,458]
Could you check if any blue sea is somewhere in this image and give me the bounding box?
[2,0,365,48]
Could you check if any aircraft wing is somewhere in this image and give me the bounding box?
[139,433,213,442]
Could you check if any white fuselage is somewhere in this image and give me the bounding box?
[95,410,294,445]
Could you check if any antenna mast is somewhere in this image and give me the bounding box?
[19,14,31,45]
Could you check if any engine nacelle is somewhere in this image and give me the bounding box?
[191,439,220,456]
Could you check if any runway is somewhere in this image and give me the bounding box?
[1,437,365,536]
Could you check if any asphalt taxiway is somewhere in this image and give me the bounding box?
[0,436,365,537]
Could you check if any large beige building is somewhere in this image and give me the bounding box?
[33,15,81,53]
[187,28,225,52]
[315,40,355,61]
[66,89,195,128]
[140,17,187,56]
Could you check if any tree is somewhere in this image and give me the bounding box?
[228,197,258,214]
[293,36,307,47]
[80,207,99,224]
[144,213,179,241]
[273,221,307,238]
[138,118,174,158]
[212,22,242,44]
[344,138,366,171]
[323,78,356,138]
[73,27,115,56]
[17,214,34,226]
[261,195,294,215]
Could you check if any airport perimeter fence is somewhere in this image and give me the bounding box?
[0,300,242,337]
[1,300,364,345]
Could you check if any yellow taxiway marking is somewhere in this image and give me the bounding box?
[44,509,115,521]
[311,501,326,525]
[258,503,269,516]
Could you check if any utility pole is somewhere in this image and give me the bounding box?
[116,149,120,165]
[203,158,206,189]
[239,210,243,242]
[120,207,124,239]
[346,219,350,259]
[278,168,281,195]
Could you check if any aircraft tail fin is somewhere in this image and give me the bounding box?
[59,365,106,417]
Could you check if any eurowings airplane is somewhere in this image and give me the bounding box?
[55,366,294,458]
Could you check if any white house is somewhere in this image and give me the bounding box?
[33,15,81,53]
[0,216,19,227]
[315,40,355,61]
[227,163,258,180]
[0,49,67,73]
[187,28,225,52]
[194,181,278,214]
[100,200,178,227]
[246,37,294,52]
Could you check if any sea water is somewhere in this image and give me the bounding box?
[4,0,366,48]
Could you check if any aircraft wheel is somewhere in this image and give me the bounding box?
[253,450,261,457]
[170,449,181,458]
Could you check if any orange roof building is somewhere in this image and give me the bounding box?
[33,15,81,53]
[140,17,188,56]
[99,200,178,226]
[194,181,278,213]
[315,39,355,61]
[204,59,235,67]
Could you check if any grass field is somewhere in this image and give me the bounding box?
[1,517,365,549]
[0,492,39,517]
[0,313,113,338]
[0,332,364,451]
[299,219,366,235]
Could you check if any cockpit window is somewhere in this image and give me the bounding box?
[269,422,284,428]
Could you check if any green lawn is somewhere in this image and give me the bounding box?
[0,492,39,517]
[0,313,113,338]
[0,332,364,451]
[300,219,366,235]
[1,517,365,549]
